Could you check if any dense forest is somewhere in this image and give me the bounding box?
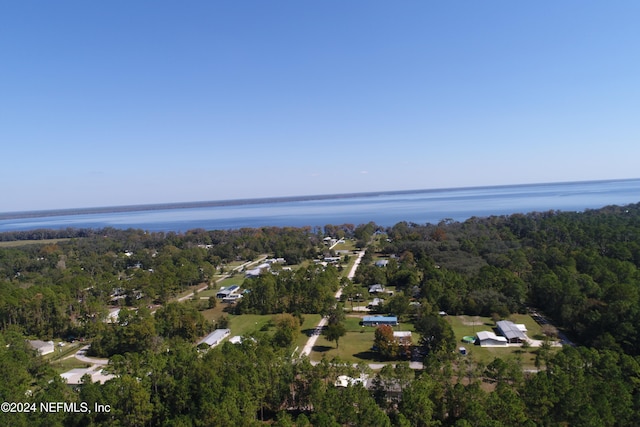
[2,203,640,425]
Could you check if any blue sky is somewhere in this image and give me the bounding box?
[2,1,639,212]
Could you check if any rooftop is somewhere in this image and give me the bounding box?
[198,329,231,347]
[476,331,507,343]
[496,320,527,340]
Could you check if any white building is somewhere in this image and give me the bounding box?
[335,375,368,388]
[28,340,55,356]
[61,367,115,385]
[496,320,527,343]
[393,331,413,341]
[197,329,231,348]
[105,308,121,323]
[476,331,508,346]
[245,263,271,278]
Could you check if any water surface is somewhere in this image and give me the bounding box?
[1,179,639,232]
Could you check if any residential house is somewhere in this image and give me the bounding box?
[369,284,385,294]
[197,329,231,348]
[216,285,240,299]
[362,316,398,327]
[28,340,54,356]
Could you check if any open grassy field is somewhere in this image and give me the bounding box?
[0,238,72,247]
[227,314,274,336]
[49,357,92,374]
[332,240,357,253]
[310,330,381,363]
[461,344,539,368]
[223,260,249,270]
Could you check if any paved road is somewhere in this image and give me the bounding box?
[529,309,574,347]
[300,250,365,357]
[74,345,109,366]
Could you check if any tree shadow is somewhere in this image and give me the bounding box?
[312,345,333,353]
[352,350,385,362]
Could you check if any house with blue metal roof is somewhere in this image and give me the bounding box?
[362,316,398,326]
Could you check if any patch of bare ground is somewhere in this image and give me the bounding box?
[459,315,484,326]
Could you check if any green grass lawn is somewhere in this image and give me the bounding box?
[227,314,274,336]
[196,289,218,298]
[332,238,357,252]
[201,303,231,322]
[200,305,273,337]
[462,345,540,369]
[224,260,247,270]
[49,358,92,374]
[446,315,494,339]
[310,330,381,363]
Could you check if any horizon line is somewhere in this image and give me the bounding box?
[1,177,638,221]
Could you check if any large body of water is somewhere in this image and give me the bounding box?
[2,179,640,233]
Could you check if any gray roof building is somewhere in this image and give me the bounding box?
[496,320,527,343]
[198,329,231,347]
[28,340,55,356]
